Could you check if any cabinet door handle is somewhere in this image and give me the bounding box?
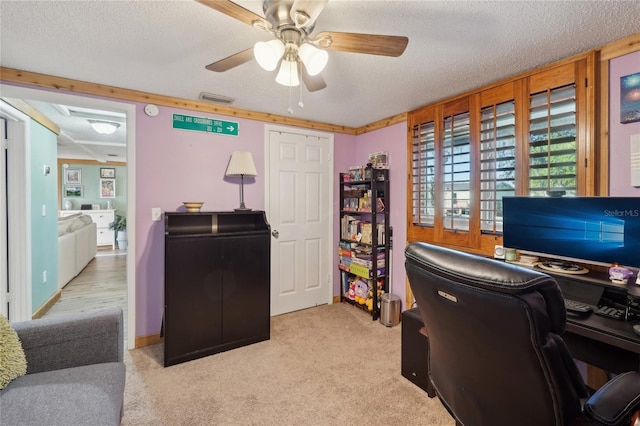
[272,230,279,239]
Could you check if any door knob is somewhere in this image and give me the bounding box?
[272,230,279,238]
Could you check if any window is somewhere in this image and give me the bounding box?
[442,112,471,232]
[411,121,436,226]
[528,84,577,197]
[480,101,516,234]
[407,56,593,256]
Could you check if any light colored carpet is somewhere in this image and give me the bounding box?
[122,303,454,425]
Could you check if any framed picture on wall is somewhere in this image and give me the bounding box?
[621,72,640,124]
[100,167,116,178]
[100,178,116,198]
[64,168,81,184]
[64,185,83,198]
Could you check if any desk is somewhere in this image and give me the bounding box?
[550,270,640,374]
[401,308,435,397]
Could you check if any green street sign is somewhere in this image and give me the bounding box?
[172,114,239,137]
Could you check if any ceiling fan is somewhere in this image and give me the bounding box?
[197,0,409,93]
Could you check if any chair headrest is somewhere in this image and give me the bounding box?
[405,242,554,295]
[405,242,567,332]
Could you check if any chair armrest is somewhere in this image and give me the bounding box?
[584,371,640,426]
[12,308,123,374]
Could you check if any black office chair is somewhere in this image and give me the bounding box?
[405,242,640,426]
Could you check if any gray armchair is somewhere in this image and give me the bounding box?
[0,308,126,425]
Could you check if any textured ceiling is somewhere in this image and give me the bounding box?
[1,0,640,161]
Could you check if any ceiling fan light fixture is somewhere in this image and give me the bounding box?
[298,43,328,76]
[254,39,285,71]
[276,59,300,87]
[89,120,119,135]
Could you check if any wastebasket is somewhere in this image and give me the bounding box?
[380,293,401,327]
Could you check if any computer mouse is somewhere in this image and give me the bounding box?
[633,324,640,336]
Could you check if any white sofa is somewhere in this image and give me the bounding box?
[58,213,97,288]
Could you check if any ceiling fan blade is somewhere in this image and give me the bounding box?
[290,0,328,29]
[314,31,408,57]
[206,48,254,72]
[301,65,327,92]
[196,0,270,30]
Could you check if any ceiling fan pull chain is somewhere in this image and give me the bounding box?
[288,84,294,114]
[298,62,304,108]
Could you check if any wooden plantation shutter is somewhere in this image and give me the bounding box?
[442,111,471,232]
[411,120,437,226]
[480,100,516,234]
[528,84,577,196]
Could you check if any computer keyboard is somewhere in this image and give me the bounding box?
[564,299,593,315]
[595,305,626,320]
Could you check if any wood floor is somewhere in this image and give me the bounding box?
[42,249,128,342]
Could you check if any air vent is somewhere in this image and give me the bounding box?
[199,92,235,105]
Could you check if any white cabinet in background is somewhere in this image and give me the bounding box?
[60,209,116,248]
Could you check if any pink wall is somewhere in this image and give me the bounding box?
[333,133,357,296]
[132,102,374,337]
[134,105,364,337]
[135,108,409,337]
[609,51,640,195]
[135,104,269,336]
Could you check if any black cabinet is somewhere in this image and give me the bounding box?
[164,211,270,367]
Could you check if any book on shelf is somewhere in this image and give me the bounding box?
[338,247,354,257]
[349,263,386,279]
[341,216,381,244]
[351,257,385,269]
[377,223,385,245]
[360,222,372,244]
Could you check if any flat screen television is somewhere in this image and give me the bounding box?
[503,196,640,268]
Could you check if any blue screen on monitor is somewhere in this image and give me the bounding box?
[503,197,640,268]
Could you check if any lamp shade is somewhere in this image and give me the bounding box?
[254,39,285,71]
[225,151,257,177]
[298,43,328,76]
[276,59,300,87]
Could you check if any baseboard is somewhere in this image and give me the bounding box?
[137,299,345,347]
[32,289,62,319]
[135,333,163,348]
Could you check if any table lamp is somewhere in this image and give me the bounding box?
[225,151,257,211]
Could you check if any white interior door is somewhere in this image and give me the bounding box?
[266,125,333,316]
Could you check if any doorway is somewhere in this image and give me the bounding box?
[265,124,334,316]
[0,84,136,349]
[0,103,31,322]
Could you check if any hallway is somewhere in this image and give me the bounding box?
[43,249,127,341]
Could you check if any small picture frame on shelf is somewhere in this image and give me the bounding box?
[100,167,116,178]
[368,151,389,169]
[64,168,81,184]
[348,165,365,181]
[63,185,83,198]
[100,178,116,198]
